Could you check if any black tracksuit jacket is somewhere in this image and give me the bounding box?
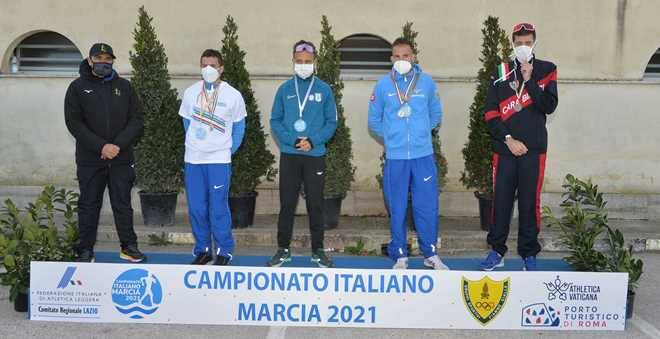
[484,58,558,155]
[64,61,143,166]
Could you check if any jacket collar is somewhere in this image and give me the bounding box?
[293,74,315,83]
[392,63,422,83]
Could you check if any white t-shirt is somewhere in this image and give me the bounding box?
[178,81,247,164]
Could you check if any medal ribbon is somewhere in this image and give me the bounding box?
[515,82,526,104]
[294,76,316,119]
[514,59,534,104]
[390,69,419,105]
[199,83,220,130]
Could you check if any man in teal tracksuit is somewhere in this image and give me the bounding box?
[268,40,338,268]
[368,37,449,270]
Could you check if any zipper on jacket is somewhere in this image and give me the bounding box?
[400,74,411,159]
[406,117,410,159]
[103,82,110,139]
[98,81,112,165]
[102,81,111,164]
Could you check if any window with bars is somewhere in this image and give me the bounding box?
[11,31,82,73]
[338,34,391,74]
[643,48,660,79]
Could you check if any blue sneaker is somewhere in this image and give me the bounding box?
[480,250,504,271]
[523,256,537,271]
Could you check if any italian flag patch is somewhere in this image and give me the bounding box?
[494,62,510,84]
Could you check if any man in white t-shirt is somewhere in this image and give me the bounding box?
[178,49,247,266]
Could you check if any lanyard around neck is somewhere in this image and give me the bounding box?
[513,60,533,101]
[390,69,418,105]
[199,83,220,117]
[294,76,315,118]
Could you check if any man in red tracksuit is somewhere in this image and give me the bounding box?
[479,23,558,271]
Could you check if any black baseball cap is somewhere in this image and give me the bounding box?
[89,43,116,59]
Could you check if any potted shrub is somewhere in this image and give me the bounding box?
[543,174,609,271]
[460,16,512,231]
[0,186,78,312]
[603,226,643,318]
[221,15,276,228]
[376,22,448,233]
[544,174,644,319]
[130,6,184,226]
[316,15,356,230]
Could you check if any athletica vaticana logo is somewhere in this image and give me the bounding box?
[544,275,601,302]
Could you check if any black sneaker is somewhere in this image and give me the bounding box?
[76,249,95,263]
[120,245,146,263]
[191,252,213,265]
[267,248,291,267]
[311,249,333,268]
[213,254,232,266]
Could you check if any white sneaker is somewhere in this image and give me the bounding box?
[424,255,449,270]
[393,257,409,269]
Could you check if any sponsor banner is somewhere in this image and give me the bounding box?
[29,262,628,330]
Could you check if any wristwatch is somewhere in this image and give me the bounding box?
[504,134,512,142]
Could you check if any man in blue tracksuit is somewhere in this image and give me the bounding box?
[179,49,246,266]
[368,37,449,270]
[267,40,338,268]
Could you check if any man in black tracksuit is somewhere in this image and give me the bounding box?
[64,43,146,263]
[480,24,558,271]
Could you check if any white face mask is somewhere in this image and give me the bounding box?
[513,41,537,63]
[294,63,314,79]
[393,60,412,75]
[201,65,220,83]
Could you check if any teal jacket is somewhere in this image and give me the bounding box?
[270,75,337,157]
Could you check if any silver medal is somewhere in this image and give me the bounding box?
[294,119,307,132]
[398,103,412,118]
[391,69,418,119]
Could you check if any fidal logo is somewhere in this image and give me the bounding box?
[56,266,83,289]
